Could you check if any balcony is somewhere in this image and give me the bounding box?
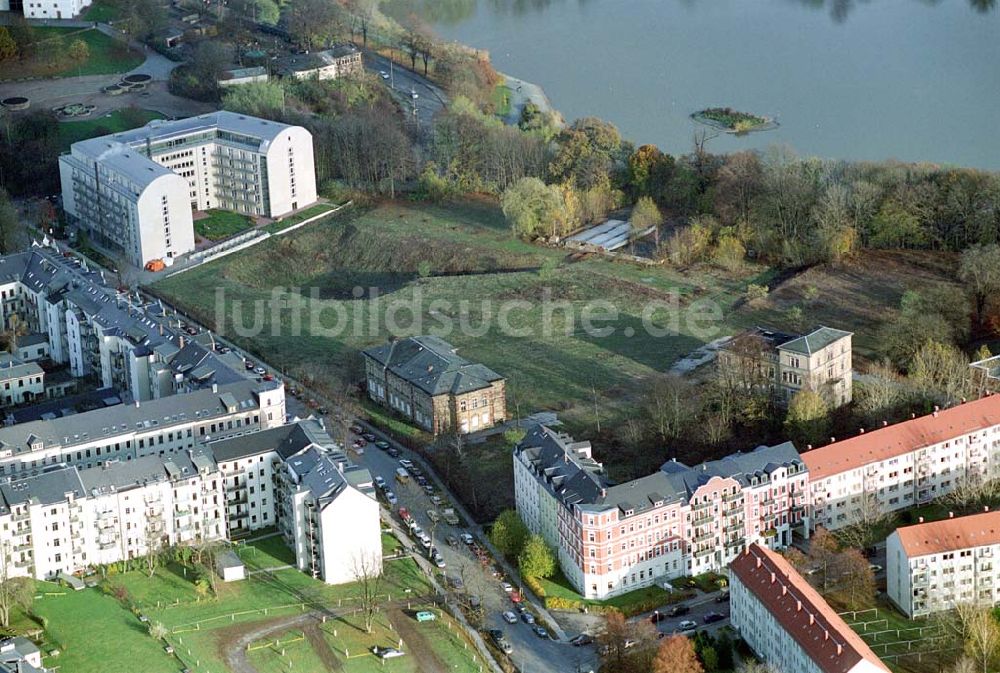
[693,547,715,560]
[722,491,743,503]
[691,512,713,526]
[692,531,715,544]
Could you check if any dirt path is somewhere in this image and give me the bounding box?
[216,611,330,673]
[386,608,448,673]
[303,622,343,672]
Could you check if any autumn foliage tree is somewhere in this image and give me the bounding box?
[653,635,703,673]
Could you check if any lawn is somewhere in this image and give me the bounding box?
[235,533,296,570]
[58,108,163,150]
[325,611,416,673]
[153,199,756,438]
[841,606,951,673]
[491,82,513,118]
[534,567,688,616]
[247,629,327,673]
[194,210,256,241]
[265,203,339,234]
[0,27,143,80]
[83,0,121,21]
[31,582,180,673]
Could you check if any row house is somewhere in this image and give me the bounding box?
[363,335,506,435]
[0,246,257,402]
[803,394,1000,533]
[513,425,807,599]
[211,419,383,585]
[887,510,1000,618]
[730,544,889,673]
[0,448,224,580]
[0,379,286,480]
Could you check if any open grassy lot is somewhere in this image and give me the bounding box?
[325,611,416,673]
[235,534,296,570]
[841,606,953,673]
[153,199,758,432]
[0,27,143,80]
[730,249,958,362]
[533,567,689,616]
[31,582,180,673]
[194,210,256,241]
[58,108,164,149]
[266,203,339,234]
[247,629,327,673]
[83,0,121,21]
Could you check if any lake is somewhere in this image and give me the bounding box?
[417,0,1000,169]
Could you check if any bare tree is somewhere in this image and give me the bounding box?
[0,541,32,628]
[937,604,1000,673]
[941,476,1000,516]
[352,551,384,633]
[836,488,894,551]
[642,374,695,443]
[144,523,163,578]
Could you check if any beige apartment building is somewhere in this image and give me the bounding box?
[719,325,853,407]
[363,336,506,435]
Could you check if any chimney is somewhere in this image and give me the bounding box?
[134,400,140,408]
[829,437,835,443]
[601,488,607,498]
[796,599,802,611]
[212,383,218,394]
[781,585,787,596]
[882,420,888,427]
[949,511,954,519]
[809,613,815,625]
[770,572,776,584]
[756,557,762,569]
[159,324,164,336]
[837,644,843,656]
[824,629,829,641]
[859,428,865,434]
[918,517,924,523]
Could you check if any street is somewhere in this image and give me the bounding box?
[362,52,447,131]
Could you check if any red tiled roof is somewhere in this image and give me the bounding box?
[730,544,889,673]
[895,510,1000,557]
[802,395,1000,481]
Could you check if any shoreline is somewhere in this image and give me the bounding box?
[497,71,565,129]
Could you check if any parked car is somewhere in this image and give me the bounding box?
[375,440,391,450]
[372,646,405,659]
[255,367,266,376]
[488,630,504,645]
[431,495,445,507]
[715,591,731,603]
[703,612,726,624]
[533,625,549,639]
[500,582,513,593]
[244,360,255,370]
[447,575,464,590]
[498,639,513,655]
[363,433,376,442]
[423,484,435,495]
[415,611,436,622]
[502,611,518,624]
[668,604,690,617]
[352,438,367,450]
[521,612,535,625]
[650,610,667,623]
[445,534,459,547]
[678,620,698,631]
[350,424,363,434]
[374,476,386,489]
[385,491,397,506]
[399,459,414,469]
[433,555,446,569]
[570,633,594,646]
[461,533,474,545]
[426,509,440,523]
[387,447,401,458]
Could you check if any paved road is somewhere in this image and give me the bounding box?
[362,53,447,131]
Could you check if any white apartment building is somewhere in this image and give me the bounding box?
[280,445,381,584]
[211,419,382,585]
[59,111,317,266]
[730,544,889,673]
[804,395,1000,533]
[0,354,44,407]
[0,379,286,480]
[0,637,48,673]
[887,510,1000,618]
[6,0,90,19]
[0,247,251,402]
[513,425,808,599]
[0,448,224,580]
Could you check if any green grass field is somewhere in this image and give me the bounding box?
[58,108,163,150]
[194,210,256,241]
[0,27,143,80]
[247,629,327,673]
[841,606,951,673]
[266,203,339,234]
[83,0,120,21]
[153,200,756,434]
[31,583,180,673]
[235,534,296,570]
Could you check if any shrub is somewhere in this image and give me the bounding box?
[744,283,769,304]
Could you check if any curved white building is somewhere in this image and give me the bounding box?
[59,111,318,266]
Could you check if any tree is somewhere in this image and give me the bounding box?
[713,235,745,271]
[501,177,569,240]
[837,488,894,552]
[959,244,1000,327]
[834,548,876,610]
[0,189,24,254]
[518,534,556,578]
[806,528,841,593]
[653,635,703,673]
[144,523,163,578]
[283,0,343,51]
[68,38,89,64]
[149,621,169,640]
[909,340,974,405]
[351,551,384,633]
[643,374,695,443]
[784,389,830,448]
[490,509,528,559]
[631,196,663,245]
[222,81,286,119]
[941,477,1000,515]
[597,612,658,673]
[939,604,1000,673]
[855,360,907,425]
[0,542,32,628]
[0,27,18,62]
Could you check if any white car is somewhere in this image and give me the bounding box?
[399,459,414,470]
[374,476,386,489]
[460,533,474,545]
[379,70,389,79]
[385,491,397,506]
[410,90,419,99]
[373,646,405,659]
[500,582,513,593]
[502,611,517,624]
[678,620,698,631]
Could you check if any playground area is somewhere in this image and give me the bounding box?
[840,607,957,673]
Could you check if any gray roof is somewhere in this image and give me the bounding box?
[0,358,42,381]
[301,450,349,503]
[0,637,43,673]
[0,465,85,510]
[0,380,275,456]
[779,326,852,356]
[275,45,359,75]
[78,448,215,497]
[105,110,297,150]
[363,336,504,396]
[518,427,804,517]
[210,420,328,462]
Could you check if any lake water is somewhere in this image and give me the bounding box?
[420,0,1000,169]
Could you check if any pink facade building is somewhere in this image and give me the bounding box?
[514,425,808,599]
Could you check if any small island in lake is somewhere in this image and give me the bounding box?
[691,107,777,134]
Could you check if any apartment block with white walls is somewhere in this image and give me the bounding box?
[803,395,1000,533]
[887,510,1000,618]
[730,544,889,673]
[0,448,224,580]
